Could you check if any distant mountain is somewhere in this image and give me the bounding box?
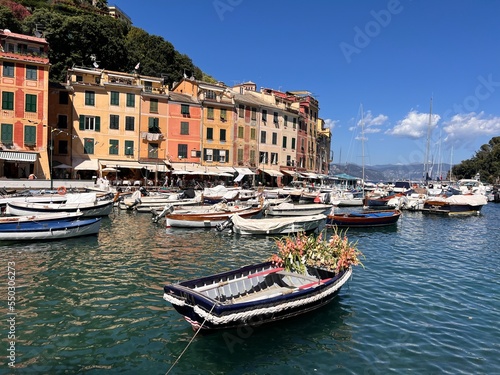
[330,163,451,182]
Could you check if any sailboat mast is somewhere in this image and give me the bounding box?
[361,104,365,196]
[424,97,433,183]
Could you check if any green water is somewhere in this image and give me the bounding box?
[1,204,499,374]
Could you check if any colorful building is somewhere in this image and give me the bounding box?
[0,29,50,179]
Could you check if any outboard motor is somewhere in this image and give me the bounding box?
[139,186,149,196]
[152,204,174,223]
[215,216,234,232]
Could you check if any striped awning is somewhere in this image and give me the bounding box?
[0,151,37,162]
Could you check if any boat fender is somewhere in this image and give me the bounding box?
[57,186,67,195]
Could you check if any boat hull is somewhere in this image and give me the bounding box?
[0,218,101,241]
[165,206,263,228]
[164,262,352,330]
[227,214,326,235]
[326,210,401,228]
[6,200,114,217]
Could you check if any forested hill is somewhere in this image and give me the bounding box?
[0,0,215,85]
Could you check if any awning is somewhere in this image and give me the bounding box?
[0,151,37,162]
[302,172,320,179]
[281,169,300,176]
[235,167,255,176]
[217,166,236,173]
[100,160,144,169]
[261,169,284,177]
[73,158,99,170]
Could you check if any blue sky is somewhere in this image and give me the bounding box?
[113,0,500,166]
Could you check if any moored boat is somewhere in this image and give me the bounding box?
[5,199,114,217]
[216,213,326,235]
[326,209,401,228]
[163,261,352,330]
[0,213,101,241]
[422,194,487,215]
[265,202,332,216]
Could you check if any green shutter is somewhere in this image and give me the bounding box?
[1,124,13,143]
[95,116,100,132]
[79,115,85,130]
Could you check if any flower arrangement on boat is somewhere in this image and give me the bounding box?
[270,229,363,275]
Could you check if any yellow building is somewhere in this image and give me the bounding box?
[0,29,50,179]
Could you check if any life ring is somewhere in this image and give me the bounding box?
[57,186,67,195]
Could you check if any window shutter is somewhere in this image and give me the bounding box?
[95,116,100,132]
[79,115,85,130]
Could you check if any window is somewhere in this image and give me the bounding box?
[148,143,158,158]
[287,155,292,166]
[220,108,227,121]
[272,132,277,145]
[239,104,244,118]
[58,140,68,155]
[284,115,288,127]
[251,107,257,121]
[220,129,226,141]
[144,81,153,92]
[237,148,243,163]
[262,109,267,122]
[1,123,13,145]
[293,117,297,129]
[126,93,135,107]
[219,149,227,163]
[206,90,216,100]
[204,148,213,162]
[238,126,244,138]
[3,62,14,77]
[149,117,160,133]
[125,140,134,155]
[180,121,189,135]
[207,127,213,140]
[59,91,69,105]
[250,149,256,166]
[26,65,37,80]
[83,138,94,154]
[109,139,119,155]
[207,107,214,120]
[250,128,256,140]
[57,114,67,129]
[178,144,187,159]
[260,130,266,144]
[110,91,119,106]
[25,94,37,112]
[260,151,268,164]
[76,75,83,82]
[79,115,101,131]
[110,114,119,130]
[271,152,278,165]
[273,112,279,124]
[282,136,287,148]
[291,138,296,150]
[2,92,14,110]
[181,104,190,115]
[125,116,135,131]
[84,91,95,106]
[150,98,158,113]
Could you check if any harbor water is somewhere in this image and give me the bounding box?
[1,204,499,374]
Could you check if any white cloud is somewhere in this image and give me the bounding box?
[387,110,441,139]
[324,118,338,131]
[350,110,388,135]
[443,112,500,139]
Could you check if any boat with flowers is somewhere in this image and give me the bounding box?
[163,230,362,330]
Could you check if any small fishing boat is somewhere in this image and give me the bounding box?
[0,212,101,241]
[5,198,114,217]
[326,209,401,228]
[422,194,488,215]
[265,202,332,216]
[163,261,352,330]
[215,213,326,235]
[160,203,265,228]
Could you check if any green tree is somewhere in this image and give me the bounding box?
[452,137,500,184]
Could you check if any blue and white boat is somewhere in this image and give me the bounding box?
[0,212,101,241]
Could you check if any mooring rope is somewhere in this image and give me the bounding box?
[164,302,217,375]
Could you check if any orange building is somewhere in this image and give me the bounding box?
[0,29,50,179]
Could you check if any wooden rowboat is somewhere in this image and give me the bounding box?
[163,261,352,330]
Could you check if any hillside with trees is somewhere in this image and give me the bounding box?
[451,137,500,184]
[0,0,210,85]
